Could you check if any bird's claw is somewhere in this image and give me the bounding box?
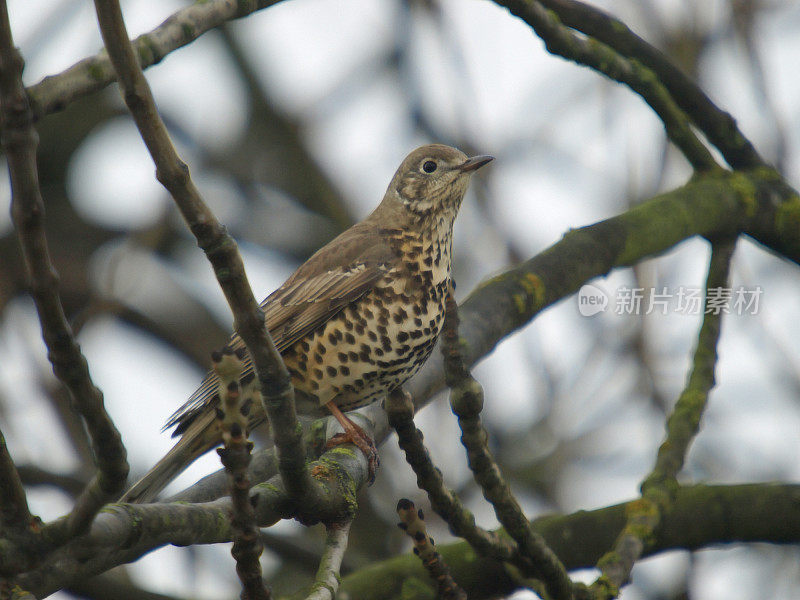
[327,428,380,485]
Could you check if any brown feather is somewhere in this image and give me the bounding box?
[166,221,398,434]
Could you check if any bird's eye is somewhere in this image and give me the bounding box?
[422,160,437,173]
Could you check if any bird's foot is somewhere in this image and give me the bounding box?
[325,410,380,484]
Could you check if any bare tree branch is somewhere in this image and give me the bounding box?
[528,0,768,170]
[214,350,271,600]
[0,0,128,547]
[386,388,518,566]
[91,0,310,499]
[0,428,32,539]
[494,0,719,172]
[396,498,466,600]
[27,0,283,120]
[305,520,353,600]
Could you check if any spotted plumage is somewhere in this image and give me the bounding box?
[121,144,492,503]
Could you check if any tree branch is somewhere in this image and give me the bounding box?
[0,0,128,547]
[338,484,800,600]
[590,239,735,599]
[494,0,719,172]
[396,499,466,600]
[92,0,311,499]
[440,288,576,600]
[27,0,284,120]
[16,444,368,598]
[386,389,518,565]
[213,350,271,600]
[305,520,353,600]
[530,0,768,170]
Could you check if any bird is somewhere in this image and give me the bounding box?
[121,144,493,503]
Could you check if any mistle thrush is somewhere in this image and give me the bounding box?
[122,144,492,502]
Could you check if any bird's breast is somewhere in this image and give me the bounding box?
[282,234,451,412]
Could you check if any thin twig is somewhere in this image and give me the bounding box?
[385,388,518,564]
[27,0,284,120]
[532,0,768,171]
[14,466,86,499]
[396,498,466,600]
[589,239,735,599]
[0,428,32,537]
[0,0,128,543]
[305,520,353,600]
[213,349,271,600]
[495,0,718,172]
[91,0,310,498]
[440,286,576,600]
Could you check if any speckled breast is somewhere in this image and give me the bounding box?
[283,233,451,412]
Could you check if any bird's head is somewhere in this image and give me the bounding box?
[383,144,493,222]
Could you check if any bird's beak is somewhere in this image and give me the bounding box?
[459,155,494,172]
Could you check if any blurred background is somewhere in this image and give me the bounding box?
[2,0,800,598]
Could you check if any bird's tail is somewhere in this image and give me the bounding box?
[120,410,221,504]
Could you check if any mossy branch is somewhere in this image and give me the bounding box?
[434,171,797,411]
[589,240,734,598]
[440,288,576,600]
[532,0,768,170]
[494,0,718,172]
[338,483,800,600]
[16,441,368,598]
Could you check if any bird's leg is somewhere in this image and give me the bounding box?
[325,401,379,484]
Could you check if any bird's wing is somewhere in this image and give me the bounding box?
[165,224,397,434]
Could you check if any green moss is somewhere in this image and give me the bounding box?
[518,272,545,308]
[750,165,783,183]
[324,446,358,459]
[136,35,161,66]
[512,293,526,315]
[255,482,282,495]
[400,577,435,600]
[727,171,758,218]
[314,452,358,516]
[590,574,619,600]
[775,195,800,242]
[87,60,107,81]
[181,22,196,41]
